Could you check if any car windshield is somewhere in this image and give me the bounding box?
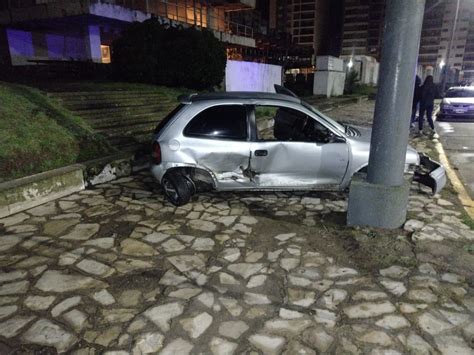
[302,100,346,134]
[445,89,474,98]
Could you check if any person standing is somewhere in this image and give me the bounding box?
[411,75,422,127]
[418,75,437,135]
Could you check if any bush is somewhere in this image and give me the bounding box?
[352,84,377,97]
[112,20,227,90]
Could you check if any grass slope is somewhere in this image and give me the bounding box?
[0,82,115,180]
[43,81,191,96]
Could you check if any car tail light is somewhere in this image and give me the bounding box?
[152,142,161,164]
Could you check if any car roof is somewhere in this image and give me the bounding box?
[179,91,302,104]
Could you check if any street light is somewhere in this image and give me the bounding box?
[347,58,354,69]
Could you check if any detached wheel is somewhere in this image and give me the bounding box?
[161,172,192,206]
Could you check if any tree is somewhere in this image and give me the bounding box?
[112,19,227,90]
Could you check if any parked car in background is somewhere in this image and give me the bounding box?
[151,86,446,206]
[438,86,474,121]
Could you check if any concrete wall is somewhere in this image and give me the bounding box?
[313,56,345,97]
[342,55,379,85]
[0,165,85,218]
[0,153,135,218]
[313,71,346,97]
[316,56,344,72]
[225,60,282,92]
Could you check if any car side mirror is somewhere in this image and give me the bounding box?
[328,132,346,144]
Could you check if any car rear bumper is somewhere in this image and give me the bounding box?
[413,154,446,195]
[150,163,167,183]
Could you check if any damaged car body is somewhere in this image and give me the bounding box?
[151,88,446,206]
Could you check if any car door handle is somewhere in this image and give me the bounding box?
[254,150,268,157]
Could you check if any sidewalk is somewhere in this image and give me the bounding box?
[0,101,472,354]
[305,95,369,112]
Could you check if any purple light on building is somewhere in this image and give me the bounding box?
[7,29,34,64]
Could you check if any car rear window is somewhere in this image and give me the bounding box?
[154,104,184,135]
[184,105,248,140]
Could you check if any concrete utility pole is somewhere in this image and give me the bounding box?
[347,0,426,229]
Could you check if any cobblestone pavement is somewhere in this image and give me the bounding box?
[0,101,473,354]
[325,99,376,127]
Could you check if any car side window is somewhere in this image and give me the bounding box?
[184,105,248,140]
[254,105,331,143]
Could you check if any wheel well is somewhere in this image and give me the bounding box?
[165,167,215,192]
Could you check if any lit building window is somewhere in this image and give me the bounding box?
[101,45,111,64]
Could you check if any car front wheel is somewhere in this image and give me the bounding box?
[161,172,192,206]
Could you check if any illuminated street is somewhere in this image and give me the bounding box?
[437,120,474,199]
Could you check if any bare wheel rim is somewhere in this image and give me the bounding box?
[163,179,179,202]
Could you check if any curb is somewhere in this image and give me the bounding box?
[0,165,85,218]
[433,106,474,218]
[434,140,474,219]
[0,152,144,219]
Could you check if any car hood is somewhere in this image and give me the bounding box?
[348,126,419,165]
[442,97,474,105]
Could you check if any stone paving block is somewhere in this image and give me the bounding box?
[0,126,473,355]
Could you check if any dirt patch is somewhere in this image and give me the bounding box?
[96,221,136,242]
[108,268,165,291]
[416,241,474,283]
[249,208,417,275]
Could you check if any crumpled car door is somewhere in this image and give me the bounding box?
[249,140,349,188]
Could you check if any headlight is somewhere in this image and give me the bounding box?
[442,104,453,110]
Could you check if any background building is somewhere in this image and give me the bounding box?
[267,0,342,61]
[465,12,474,81]
[0,0,256,66]
[340,0,385,59]
[437,0,474,83]
[341,0,474,84]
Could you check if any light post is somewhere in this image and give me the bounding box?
[347,0,426,229]
[439,59,445,83]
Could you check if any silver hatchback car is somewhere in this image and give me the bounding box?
[151,87,446,205]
